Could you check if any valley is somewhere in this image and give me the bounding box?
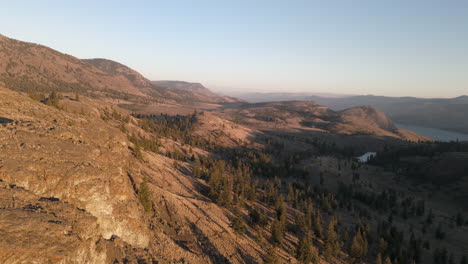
[0,34,467,264]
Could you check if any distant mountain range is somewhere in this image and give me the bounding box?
[234,92,468,134]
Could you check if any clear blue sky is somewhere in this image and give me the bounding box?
[2,0,468,97]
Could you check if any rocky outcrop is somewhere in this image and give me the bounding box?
[0,87,150,248]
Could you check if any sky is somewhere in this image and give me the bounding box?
[1,0,468,98]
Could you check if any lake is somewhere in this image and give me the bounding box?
[356,152,377,163]
[396,123,468,142]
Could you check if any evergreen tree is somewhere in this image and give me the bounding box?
[296,236,313,264]
[138,178,152,212]
[376,253,383,264]
[295,212,309,234]
[310,244,319,264]
[270,219,283,245]
[324,218,340,258]
[218,176,233,207]
[287,183,295,201]
[249,207,261,224]
[46,90,61,109]
[265,247,280,264]
[350,229,368,261]
[384,256,392,264]
[275,196,287,225]
[230,211,246,236]
[134,143,144,161]
[255,229,264,244]
[313,210,323,238]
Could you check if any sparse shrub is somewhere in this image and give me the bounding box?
[46,91,62,109]
[28,91,44,101]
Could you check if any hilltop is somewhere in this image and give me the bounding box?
[0,35,234,107]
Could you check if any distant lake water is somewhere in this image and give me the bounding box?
[396,123,468,142]
[356,152,377,163]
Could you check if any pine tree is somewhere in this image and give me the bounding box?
[310,244,319,264]
[249,207,261,224]
[287,183,295,201]
[218,176,233,207]
[376,253,383,264]
[230,211,246,236]
[270,219,283,245]
[350,230,368,261]
[275,196,287,225]
[324,218,340,258]
[138,178,152,212]
[255,229,264,244]
[265,247,280,264]
[134,143,144,161]
[46,90,62,109]
[313,210,323,238]
[295,212,308,234]
[384,256,392,264]
[296,236,313,264]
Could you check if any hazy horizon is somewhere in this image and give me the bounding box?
[2,0,468,98]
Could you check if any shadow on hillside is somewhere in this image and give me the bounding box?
[188,221,231,264]
[0,117,14,125]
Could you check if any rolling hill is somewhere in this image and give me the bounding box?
[0,35,235,106]
[235,91,468,135]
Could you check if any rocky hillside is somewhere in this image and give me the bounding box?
[82,58,153,89]
[0,34,147,97]
[214,101,429,141]
[0,35,236,106]
[0,87,303,263]
[338,106,397,131]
